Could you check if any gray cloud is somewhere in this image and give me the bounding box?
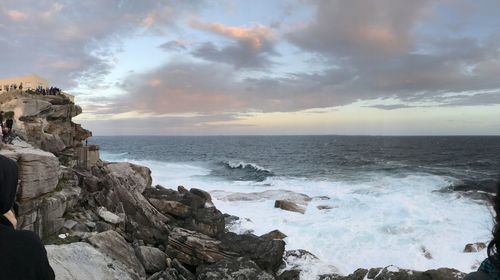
[0,0,202,88]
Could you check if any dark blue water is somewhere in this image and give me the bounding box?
[90,136,500,191]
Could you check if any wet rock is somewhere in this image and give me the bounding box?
[319,266,466,280]
[196,257,274,280]
[220,232,285,273]
[148,199,191,218]
[261,229,287,241]
[135,246,167,274]
[274,200,306,214]
[317,205,337,210]
[464,242,487,253]
[88,230,146,277]
[420,246,433,259]
[213,189,311,205]
[277,269,302,280]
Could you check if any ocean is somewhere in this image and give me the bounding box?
[90,135,500,276]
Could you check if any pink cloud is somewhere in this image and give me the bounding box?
[6,10,28,21]
[190,19,274,50]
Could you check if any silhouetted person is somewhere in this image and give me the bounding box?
[0,155,55,279]
[0,111,3,127]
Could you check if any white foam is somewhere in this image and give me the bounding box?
[112,157,492,277]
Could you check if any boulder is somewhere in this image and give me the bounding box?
[274,200,306,214]
[88,230,146,277]
[46,242,138,280]
[464,242,487,253]
[0,146,59,200]
[189,188,214,207]
[104,162,152,193]
[261,229,287,241]
[135,246,167,274]
[166,227,237,266]
[148,199,191,218]
[219,232,285,273]
[189,207,225,237]
[196,258,274,280]
[97,207,123,224]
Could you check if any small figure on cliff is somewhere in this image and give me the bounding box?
[5,117,13,132]
[464,181,500,280]
[0,155,55,279]
[0,111,4,127]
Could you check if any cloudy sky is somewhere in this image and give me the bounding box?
[1,0,500,135]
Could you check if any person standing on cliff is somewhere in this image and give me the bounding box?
[0,155,55,280]
[0,111,4,128]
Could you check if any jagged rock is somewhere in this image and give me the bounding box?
[105,162,152,193]
[274,200,306,214]
[190,207,225,237]
[95,221,114,233]
[169,258,195,280]
[277,270,301,280]
[189,188,214,207]
[166,227,237,266]
[88,230,146,277]
[261,229,287,241]
[135,246,167,274]
[464,242,487,252]
[319,266,466,280]
[285,249,318,260]
[98,207,123,224]
[91,166,170,244]
[46,242,138,280]
[148,199,191,218]
[196,257,275,280]
[219,232,285,273]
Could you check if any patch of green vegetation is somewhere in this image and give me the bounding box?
[55,177,67,192]
[43,232,81,245]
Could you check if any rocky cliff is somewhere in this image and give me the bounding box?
[0,91,468,280]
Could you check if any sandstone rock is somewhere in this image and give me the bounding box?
[148,198,191,218]
[189,188,214,207]
[0,146,59,200]
[189,207,225,237]
[46,242,138,280]
[88,230,146,277]
[261,229,287,241]
[219,232,285,273]
[91,167,170,244]
[464,242,487,253]
[105,162,152,193]
[166,227,237,266]
[274,200,306,214]
[135,246,167,274]
[98,207,123,224]
[63,220,77,230]
[196,257,274,280]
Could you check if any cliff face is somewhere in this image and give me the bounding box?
[0,91,90,154]
[0,92,467,280]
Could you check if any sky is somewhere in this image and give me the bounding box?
[1,0,500,135]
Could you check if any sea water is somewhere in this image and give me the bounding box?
[91,135,500,276]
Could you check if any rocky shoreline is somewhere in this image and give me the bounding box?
[0,91,474,279]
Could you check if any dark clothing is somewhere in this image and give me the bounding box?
[0,155,55,279]
[0,216,55,280]
[5,119,13,130]
[463,258,498,280]
[0,154,17,213]
[464,271,493,280]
